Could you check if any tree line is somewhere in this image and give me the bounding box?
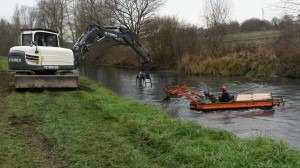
[223,15,300,34]
[0,0,165,55]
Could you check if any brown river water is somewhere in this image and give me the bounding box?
[79,64,300,150]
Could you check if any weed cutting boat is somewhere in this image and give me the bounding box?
[163,83,284,111]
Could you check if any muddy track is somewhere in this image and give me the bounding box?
[0,71,13,115]
[9,116,68,168]
[0,71,68,167]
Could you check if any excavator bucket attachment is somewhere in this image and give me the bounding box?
[14,74,78,89]
[163,83,176,96]
[162,83,203,103]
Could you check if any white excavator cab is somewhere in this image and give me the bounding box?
[8,28,78,89]
[20,29,60,47]
[9,29,74,70]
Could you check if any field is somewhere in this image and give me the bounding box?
[226,30,280,42]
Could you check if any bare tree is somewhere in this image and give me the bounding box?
[0,18,16,55]
[10,5,37,49]
[203,0,232,29]
[279,14,294,29]
[0,5,38,55]
[106,0,166,38]
[11,5,38,30]
[64,0,77,43]
[270,0,300,78]
[202,0,232,57]
[145,16,200,68]
[75,0,115,36]
[271,17,279,28]
[35,0,71,46]
[270,0,300,16]
[12,5,37,29]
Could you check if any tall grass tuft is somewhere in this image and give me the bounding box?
[178,45,279,77]
[274,26,300,78]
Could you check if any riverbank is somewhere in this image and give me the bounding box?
[1,56,300,167]
[177,45,279,77]
[87,44,281,77]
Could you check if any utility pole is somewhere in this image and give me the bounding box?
[262,8,264,20]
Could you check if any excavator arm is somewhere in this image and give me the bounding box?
[72,24,151,69]
[163,83,204,103]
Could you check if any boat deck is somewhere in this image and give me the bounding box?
[235,93,272,102]
[190,93,279,111]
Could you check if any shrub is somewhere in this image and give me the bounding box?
[273,26,300,78]
[178,45,278,77]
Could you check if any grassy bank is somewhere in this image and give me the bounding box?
[0,56,300,167]
[0,56,8,70]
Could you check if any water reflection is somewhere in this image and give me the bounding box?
[79,64,300,150]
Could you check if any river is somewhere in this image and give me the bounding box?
[79,64,300,150]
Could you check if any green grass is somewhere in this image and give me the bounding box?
[0,56,8,70]
[226,30,280,42]
[0,56,300,167]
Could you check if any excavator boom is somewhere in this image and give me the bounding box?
[72,24,151,69]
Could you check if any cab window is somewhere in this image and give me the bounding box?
[22,34,33,46]
[34,32,59,47]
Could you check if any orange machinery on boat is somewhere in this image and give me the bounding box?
[163,83,284,111]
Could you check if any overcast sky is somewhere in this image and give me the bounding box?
[0,0,282,27]
[160,0,281,26]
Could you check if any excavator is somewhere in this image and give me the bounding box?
[8,24,152,88]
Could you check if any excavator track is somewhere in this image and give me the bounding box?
[14,74,78,89]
